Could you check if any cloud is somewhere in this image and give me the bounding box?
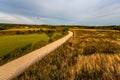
[0,12,35,24]
[0,0,120,25]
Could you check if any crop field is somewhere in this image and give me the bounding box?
[14,29,120,80]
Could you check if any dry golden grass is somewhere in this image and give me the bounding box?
[70,28,119,32]
[67,30,120,80]
[14,30,120,80]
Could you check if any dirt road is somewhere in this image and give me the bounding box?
[0,31,73,80]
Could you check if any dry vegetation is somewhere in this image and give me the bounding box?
[14,30,120,80]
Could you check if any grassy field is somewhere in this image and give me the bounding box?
[14,29,120,80]
[0,34,49,57]
[0,30,66,65]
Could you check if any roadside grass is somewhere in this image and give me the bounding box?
[14,30,120,80]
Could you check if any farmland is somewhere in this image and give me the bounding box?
[14,29,120,80]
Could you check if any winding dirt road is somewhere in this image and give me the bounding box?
[0,31,73,80]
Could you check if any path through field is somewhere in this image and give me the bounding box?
[0,31,73,80]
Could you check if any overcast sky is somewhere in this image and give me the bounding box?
[0,0,120,25]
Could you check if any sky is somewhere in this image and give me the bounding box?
[0,0,120,25]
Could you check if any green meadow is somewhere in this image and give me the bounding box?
[0,34,49,57]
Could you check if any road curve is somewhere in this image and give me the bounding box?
[0,31,73,80]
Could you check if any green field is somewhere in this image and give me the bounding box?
[0,27,67,65]
[0,34,49,57]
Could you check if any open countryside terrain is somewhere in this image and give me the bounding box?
[0,31,73,80]
[1,0,120,79]
[14,29,120,80]
[0,24,120,80]
[0,27,67,66]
